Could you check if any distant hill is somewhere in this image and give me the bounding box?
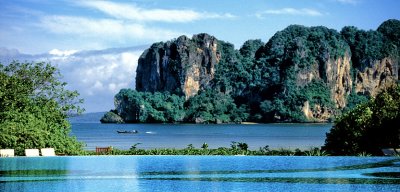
[69,112,105,123]
[103,19,399,124]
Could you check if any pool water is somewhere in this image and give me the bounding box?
[1,156,399,192]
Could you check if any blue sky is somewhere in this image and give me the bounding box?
[1,0,399,112]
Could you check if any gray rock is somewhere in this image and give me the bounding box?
[100,111,124,124]
[136,33,222,99]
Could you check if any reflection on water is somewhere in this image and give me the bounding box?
[0,156,399,192]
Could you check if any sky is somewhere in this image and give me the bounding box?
[0,0,399,113]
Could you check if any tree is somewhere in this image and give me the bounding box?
[237,142,249,151]
[240,39,264,59]
[377,19,400,48]
[323,83,400,155]
[344,92,369,112]
[201,142,208,150]
[185,89,248,123]
[368,84,400,152]
[0,61,84,155]
[111,89,185,123]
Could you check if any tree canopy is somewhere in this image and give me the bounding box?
[323,83,400,155]
[0,61,84,155]
[102,89,247,124]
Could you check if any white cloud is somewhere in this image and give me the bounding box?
[0,46,145,112]
[9,1,234,53]
[39,15,181,41]
[57,49,142,111]
[79,1,235,23]
[256,8,323,18]
[72,52,139,94]
[49,49,78,56]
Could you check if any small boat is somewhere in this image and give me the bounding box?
[117,130,139,134]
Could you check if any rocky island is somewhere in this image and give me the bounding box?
[101,19,399,124]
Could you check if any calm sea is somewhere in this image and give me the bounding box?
[69,113,332,150]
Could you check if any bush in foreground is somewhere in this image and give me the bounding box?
[323,83,400,156]
[0,61,85,155]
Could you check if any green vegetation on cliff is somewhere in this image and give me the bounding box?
[0,61,84,155]
[185,90,248,123]
[251,25,350,122]
[103,19,399,124]
[105,89,247,123]
[112,89,185,123]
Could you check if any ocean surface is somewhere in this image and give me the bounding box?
[69,113,332,150]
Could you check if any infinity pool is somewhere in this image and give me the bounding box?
[1,156,399,192]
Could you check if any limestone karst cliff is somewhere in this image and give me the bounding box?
[103,19,399,123]
[136,33,222,99]
[355,57,399,97]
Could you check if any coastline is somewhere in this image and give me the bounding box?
[241,122,259,125]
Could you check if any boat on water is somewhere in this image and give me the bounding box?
[117,130,139,134]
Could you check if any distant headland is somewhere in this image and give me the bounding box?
[101,19,400,124]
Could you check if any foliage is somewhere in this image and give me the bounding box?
[208,25,351,122]
[86,143,327,156]
[323,103,372,155]
[112,89,185,123]
[130,143,142,150]
[0,61,84,155]
[344,91,370,112]
[356,152,372,157]
[323,83,400,155]
[110,88,247,124]
[303,79,334,108]
[237,142,249,151]
[258,79,334,122]
[377,19,400,48]
[304,147,328,156]
[341,26,389,71]
[213,40,242,94]
[240,39,264,59]
[201,142,208,149]
[251,25,350,122]
[185,90,248,123]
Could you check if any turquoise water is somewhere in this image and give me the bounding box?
[1,156,399,192]
[71,123,332,150]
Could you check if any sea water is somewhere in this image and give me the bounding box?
[70,123,332,150]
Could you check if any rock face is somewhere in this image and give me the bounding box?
[302,101,331,121]
[297,51,353,122]
[326,52,353,109]
[136,33,220,99]
[296,51,353,110]
[355,57,399,97]
[301,53,398,121]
